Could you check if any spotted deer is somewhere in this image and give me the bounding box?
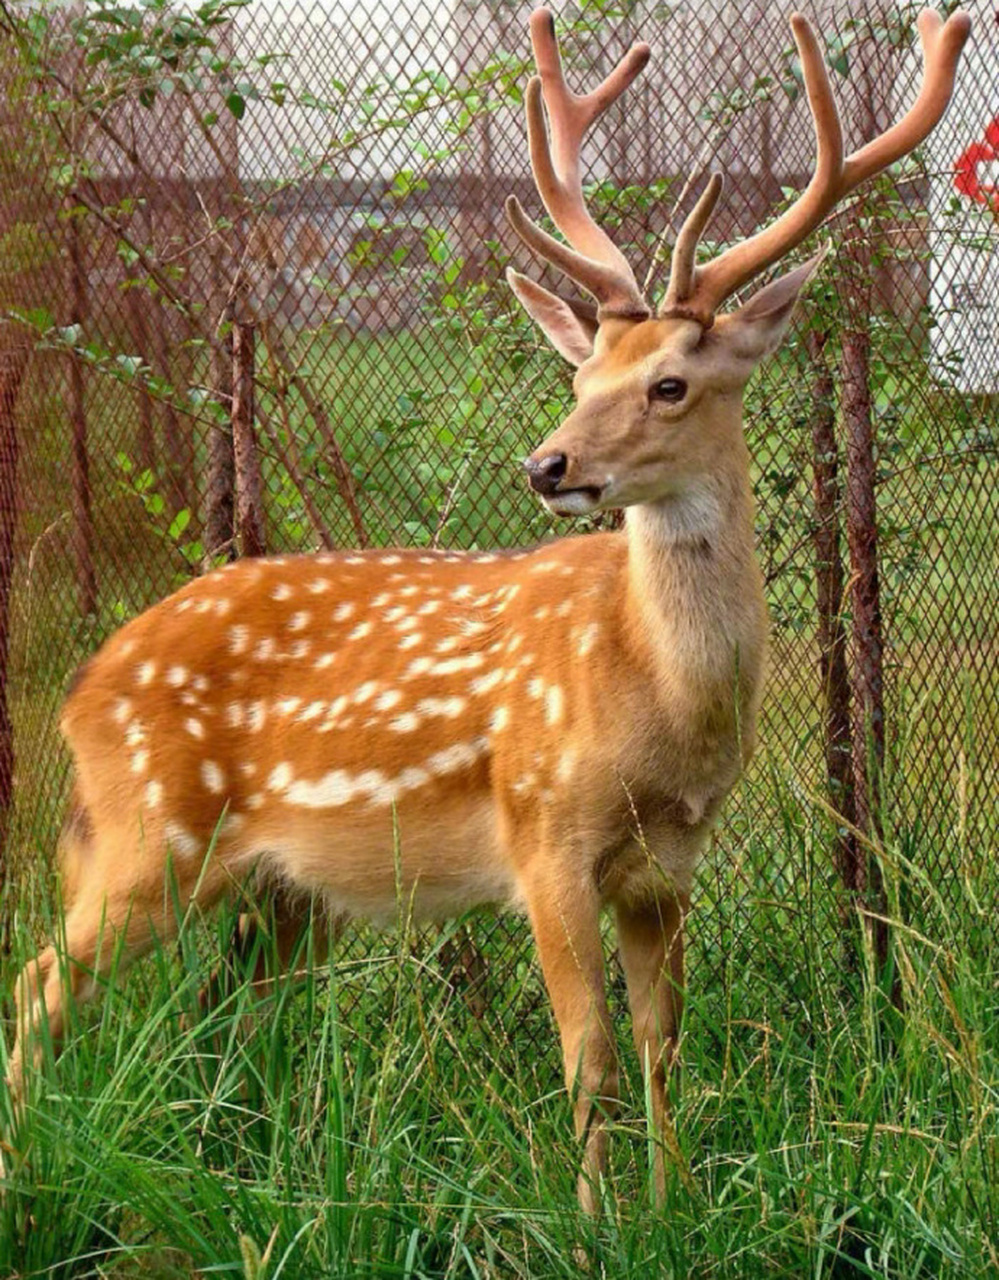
[7,6,968,1211]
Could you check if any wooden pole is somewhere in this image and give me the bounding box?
[232,322,266,558]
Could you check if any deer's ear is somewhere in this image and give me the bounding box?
[507,269,598,366]
[722,245,829,362]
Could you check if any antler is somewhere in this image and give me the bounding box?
[505,8,652,320]
[662,9,971,325]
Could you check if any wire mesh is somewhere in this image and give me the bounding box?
[0,0,996,1047]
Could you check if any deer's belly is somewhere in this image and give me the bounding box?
[241,792,519,922]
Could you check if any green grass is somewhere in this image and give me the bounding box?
[1,762,996,1278]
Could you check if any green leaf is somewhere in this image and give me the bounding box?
[115,354,144,377]
[225,90,245,120]
[18,306,55,333]
[168,508,192,540]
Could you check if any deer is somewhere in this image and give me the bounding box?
[6,6,969,1213]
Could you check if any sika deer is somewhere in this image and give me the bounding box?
[7,7,969,1211]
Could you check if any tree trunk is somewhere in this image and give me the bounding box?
[203,55,243,563]
[839,240,889,974]
[66,201,97,617]
[124,262,155,475]
[836,22,893,977]
[807,329,860,919]
[205,277,235,563]
[232,322,266,558]
[141,202,193,518]
[0,340,30,938]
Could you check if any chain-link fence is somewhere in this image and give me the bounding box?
[0,0,996,1047]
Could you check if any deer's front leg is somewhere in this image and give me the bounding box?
[614,888,688,1203]
[524,862,617,1215]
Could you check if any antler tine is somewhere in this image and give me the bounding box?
[843,9,970,187]
[507,8,652,319]
[675,8,970,326]
[660,172,724,315]
[504,193,643,313]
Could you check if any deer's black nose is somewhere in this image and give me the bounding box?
[524,452,568,496]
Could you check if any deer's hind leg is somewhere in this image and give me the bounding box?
[6,809,229,1106]
[196,885,340,1020]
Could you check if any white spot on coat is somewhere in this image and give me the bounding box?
[416,696,466,719]
[268,762,293,791]
[165,821,199,858]
[430,654,485,676]
[426,739,488,776]
[201,760,225,793]
[113,698,133,725]
[388,712,421,734]
[470,669,504,696]
[577,623,599,657]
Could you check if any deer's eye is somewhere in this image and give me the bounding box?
[651,377,687,403]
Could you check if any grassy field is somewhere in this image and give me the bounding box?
[2,312,997,1276]
[1,762,996,1277]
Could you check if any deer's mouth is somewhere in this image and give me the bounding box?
[542,485,605,516]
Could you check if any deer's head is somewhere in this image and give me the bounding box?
[508,8,970,518]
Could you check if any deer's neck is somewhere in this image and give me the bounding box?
[623,460,766,709]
